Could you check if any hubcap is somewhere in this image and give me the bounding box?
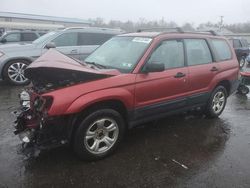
[84,118,119,154]
[212,91,225,114]
[7,62,28,83]
[240,58,245,68]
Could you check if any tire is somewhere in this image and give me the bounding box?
[3,60,30,85]
[205,86,227,118]
[73,109,125,161]
[238,85,250,95]
[239,57,245,68]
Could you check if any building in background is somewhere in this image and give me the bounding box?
[0,12,91,35]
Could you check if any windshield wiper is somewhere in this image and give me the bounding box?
[85,61,107,69]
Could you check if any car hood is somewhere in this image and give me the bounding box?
[0,43,36,53]
[25,49,121,93]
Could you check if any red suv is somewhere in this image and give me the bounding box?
[14,29,239,160]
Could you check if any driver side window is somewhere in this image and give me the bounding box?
[147,40,184,69]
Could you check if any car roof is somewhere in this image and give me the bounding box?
[119,31,226,40]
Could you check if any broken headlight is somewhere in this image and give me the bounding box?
[19,90,30,109]
[33,96,53,112]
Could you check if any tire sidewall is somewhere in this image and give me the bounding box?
[206,86,227,118]
[3,60,30,85]
[73,109,125,161]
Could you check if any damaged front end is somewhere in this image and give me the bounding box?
[12,49,120,157]
[13,90,72,157]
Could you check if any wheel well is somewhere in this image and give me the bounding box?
[216,80,231,96]
[69,99,128,143]
[2,58,32,79]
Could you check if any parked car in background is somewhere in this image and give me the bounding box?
[0,27,123,85]
[14,29,239,160]
[228,37,250,68]
[0,30,46,44]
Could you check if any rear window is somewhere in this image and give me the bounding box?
[211,39,232,61]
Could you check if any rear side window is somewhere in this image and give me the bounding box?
[78,33,114,46]
[21,33,38,41]
[211,39,232,61]
[147,40,184,69]
[233,39,241,48]
[185,39,212,66]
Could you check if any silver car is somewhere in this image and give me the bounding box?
[0,27,123,85]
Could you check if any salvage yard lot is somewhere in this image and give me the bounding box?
[0,81,250,187]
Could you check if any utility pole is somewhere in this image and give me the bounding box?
[219,16,224,32]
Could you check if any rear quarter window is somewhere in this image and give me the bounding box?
[211,39,232,61]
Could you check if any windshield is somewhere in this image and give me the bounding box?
[85,36,152,73]
[32,31,56,44]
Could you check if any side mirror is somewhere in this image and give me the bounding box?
[142,63,165,73]
[45,42,56,49]
[0,38,7,43]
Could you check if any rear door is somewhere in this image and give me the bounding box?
[134,39,189,119]
[185,38,218,105]
[21,32,38,42]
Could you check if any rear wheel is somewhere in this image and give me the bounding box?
[239,57,245,68]
[205,86,227,118]
[238,85,250,95]
[3,60,30,85]
[73,109,125,161]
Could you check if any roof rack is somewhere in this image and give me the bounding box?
[189,30,219,36]
[137,27,184,33]
[137,27,219,36]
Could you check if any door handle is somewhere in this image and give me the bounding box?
[174,72,186,78]
[210,66,219,72]
[70,49,78,54]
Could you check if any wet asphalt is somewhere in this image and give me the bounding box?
[0,81,250,188]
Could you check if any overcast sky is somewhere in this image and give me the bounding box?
[1,0,250,25]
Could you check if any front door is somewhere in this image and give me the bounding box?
[51,32,80,59]
[134,39,189,120]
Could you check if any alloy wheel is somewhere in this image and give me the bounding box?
[84,118,119,154]
[7,62,28,84]
[212,91,225,114]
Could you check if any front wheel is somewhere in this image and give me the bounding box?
[73,109,125,161]
[205,86,227,118]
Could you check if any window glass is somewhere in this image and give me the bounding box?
[85,36,151,73]
[21,33,37,41]
[241,39,249,47]
[52,32,78,47]
[185,39,212,66]
[5,33,21,42]
[147,40,184,69]
[233,39,242,48]
[78,33,114,45]
[211,39,232,61]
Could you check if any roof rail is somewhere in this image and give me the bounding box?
[137,27,184,33]
[64,27,124,32]
[192,30,219,36]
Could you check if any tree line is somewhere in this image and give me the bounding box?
[88,17,250,33]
